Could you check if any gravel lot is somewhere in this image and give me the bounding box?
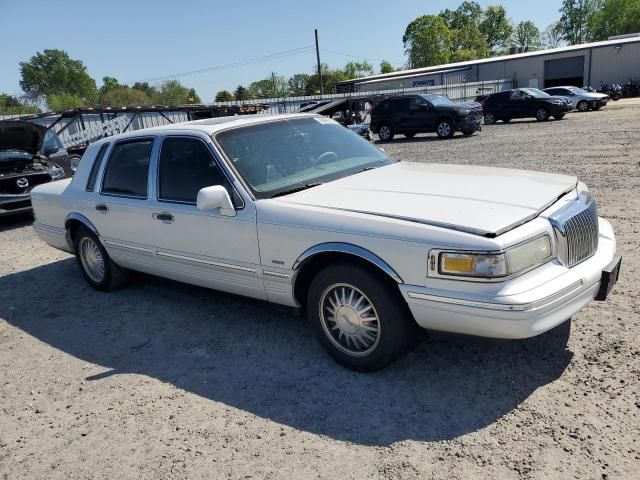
[1,100,639,480]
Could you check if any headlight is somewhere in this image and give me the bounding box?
[50,166,65,179]
[458,109,471,116]
[432,235,553,280]
[439,252,507,278]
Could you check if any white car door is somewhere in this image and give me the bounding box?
[146,134,265,300]
[90,137,159,271]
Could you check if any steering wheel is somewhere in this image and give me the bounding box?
[314,151,339,166]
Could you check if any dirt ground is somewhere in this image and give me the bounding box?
[1,99,639,480]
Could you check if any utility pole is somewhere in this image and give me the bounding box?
[315,29,324,95]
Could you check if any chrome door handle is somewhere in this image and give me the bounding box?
[153,212,174,223]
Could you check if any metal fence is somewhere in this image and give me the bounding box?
[211,78,513,115]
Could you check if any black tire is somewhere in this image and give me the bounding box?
[436,118,454,139]
[377,124,395,142]
[307,263,416,372]
[484,112,496,125]
[577,100,589,112]
[461,128,475,136]
[535,107,550,122]
[74,226,129,291]
[554,114,566,120]
[404,132,416,139]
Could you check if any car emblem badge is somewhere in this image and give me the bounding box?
[16,177,29,188]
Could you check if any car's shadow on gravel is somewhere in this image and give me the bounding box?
[1,259,574,446]
[0,212,33,233]
[375,135,474,145]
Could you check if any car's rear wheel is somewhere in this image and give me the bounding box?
[535,107,550,121]
[377,124,394,142]
[554,114,566,120]
[484,112,496,125]
[436,119,454,139]
[307,263,415,371]
[74,226,129,291]
[577,100,589,112]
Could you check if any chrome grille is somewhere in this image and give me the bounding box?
[549,196,599,267]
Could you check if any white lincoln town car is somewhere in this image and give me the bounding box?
[31,114,621,371]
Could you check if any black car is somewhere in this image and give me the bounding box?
[0,121,73,217]
[481,88,571,124]
[370,94,483,141]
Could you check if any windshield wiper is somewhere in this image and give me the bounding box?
[271,183,323,198]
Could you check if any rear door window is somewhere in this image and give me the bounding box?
[101,139,153,198]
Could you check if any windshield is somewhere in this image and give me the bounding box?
[567,86,587,95]
[215,117,394,199]
[521,88,550,98]
[422,94,454,107]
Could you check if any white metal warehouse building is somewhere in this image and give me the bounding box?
[337,37,640,92]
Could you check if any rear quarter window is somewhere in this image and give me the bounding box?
[101,139,153,198]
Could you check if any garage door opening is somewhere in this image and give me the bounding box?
[544,56,585,88]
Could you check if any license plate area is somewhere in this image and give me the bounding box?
[595,256,621,301]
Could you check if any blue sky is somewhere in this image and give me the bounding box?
[0,0,563,102]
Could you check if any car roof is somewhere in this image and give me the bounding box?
[90,113,322,145]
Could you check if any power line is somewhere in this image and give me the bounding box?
[127,46,315,84]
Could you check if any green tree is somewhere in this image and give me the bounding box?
[248,79,275,99]
[590,0,640,40]
[46,93,85,111]
[287,74,310,96]
[480,5,514,54]
[99,76,120,95]
[379,60,395,74]
[343,61,374,79]
[403,15,452,68]
[542,22,565,48]
[513,21,541,50]
[186,88,200,104]
[19,49,97,105]
[100,87,152,106]
[154,80,199,105]
[0,93,40,115]
[234,85,249,100]
[131,82,158,99]
[559,0,599,44]
[439,2,488,59]
[215,90,234,102]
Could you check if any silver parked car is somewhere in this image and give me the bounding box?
[543,86,609,112]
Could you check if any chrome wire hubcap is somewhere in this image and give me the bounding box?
[79,237,105,283]
[319,283,380,357]
[438,122,451,136]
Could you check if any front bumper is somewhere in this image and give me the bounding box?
[0,194,32,217]
[456,114,482,132]
[400,218,618,339]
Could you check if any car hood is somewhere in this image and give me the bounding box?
[275,162,577,237]
[0,121,46,155]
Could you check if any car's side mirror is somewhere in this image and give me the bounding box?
[44,146,59,155]
[196,185,236,217]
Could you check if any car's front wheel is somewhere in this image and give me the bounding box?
[307,263,415,371]
[74,226,129,291]
[535,107,550,121]
[577,100,589,112]
[436,119,454,139]
[484,112,496,125]
[377,124,394,142]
